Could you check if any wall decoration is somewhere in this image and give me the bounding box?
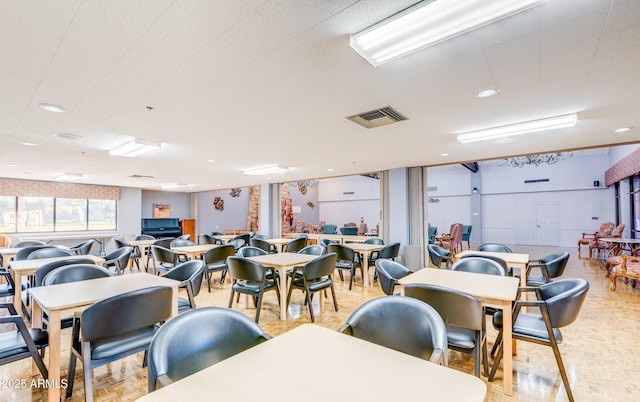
[213,196,224,211]
[298,184,307,195]
[153,203,170,218]
[306,201,315,209]
[230,188,242,197]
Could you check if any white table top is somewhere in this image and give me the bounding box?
[171,244,217,254]
[136,324,486,402]
[247,252,318,267]
[599,237,640,244]
[454,250,529,266]
[8,254,105,273]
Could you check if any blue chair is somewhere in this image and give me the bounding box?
[321,224,337,235]
[461,225,472,249]
[340,226,358,235]
[428,226,437,244]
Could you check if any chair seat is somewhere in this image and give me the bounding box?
[526,275,548,286]
[0,328,48,359]
[335,261,354,270]
[177,297,192,312]
[91,326,157,361]
[206,262,227,272]
[611,262,640,277]
[446,326,477,350]
[232,280,277,296]
[493,312,562,343]
[291,277,332,292]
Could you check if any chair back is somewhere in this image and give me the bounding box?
[298,245,325,256]
[293,233,309,240]
[13,240,47,247]
[104,247,132,274]
[226,238,245,251]
[113,238,129,248]
[177,234,191,241]
[461,225,472,240]
[237,246,267,258]
[233,233,251,246]
[375,259,410,295]
[200,234,220,245]
[35,258,96,287]
[539,252,570,279]
[164,260,206,299]
[364,238,384,245]
[596,222,615,236]
[204,245,236,264]
[151,245,178,266]
[340,226,358,235]
[250,238,271,253]
[27,247,74,260]
[610,224,625,238]
[0,234,11,248]
[302,253,337,281]
[15,245,54,260]
[42,264,115,285]
[80,286,172,342]
[285,237,307,253]
[476,243,512,253]
[320,238,336,247]
[427,226,437,244]
[170,239,195,248]
[340,296,447,364]
[451,257,505,276]
[147,307,270,391]
[427,244,451,267]
[378,242,400,259]
[539,278,590,328]
[321,224,337,234]
[459,254,509,275]
[134,235,155,240]
[327,243,355,263]
[404,284,483,331]
[153,238,175,249]
[70,240,95,255]
[227,257,267,283]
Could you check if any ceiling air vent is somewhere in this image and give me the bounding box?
[346,106,408,129]
[130,174,155,179]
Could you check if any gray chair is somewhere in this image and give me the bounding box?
[203,245,236,291]
[200,234,223,245]
[35,258,97,287]
[459,254,509,276]
[320,238,336,247]
[226,238,246,252]
[27,247,74,260]
[42,264,115,286]
[70,239,95,255]
[15,245,56,260]
[405,283,487,377]
[227,256,280,323]
[66,286,173,401]
[489,278,590,402]
[163,260,206,313]
[526,252,570,286]
[285,237,307,253]
[339,296,448,365]
[170,239,196,262]
[451,257,505,276]
[151,245,179,275]
[375,259,411,295]
[0,302,48,379]
[250,237,273,253]
[147,307,271,391]
[13,240,47,248]
[103,247,132,275]
[427,244,453,268]
[476,243,512,253]
[286,253,338,322]
[327,243,362,290]
[114,238,141,270]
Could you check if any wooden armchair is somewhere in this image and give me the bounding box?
[436,223,463,253]
[578,221,614,252]
[610,254,640,291]
[590,223,624,257]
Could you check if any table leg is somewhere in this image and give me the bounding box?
[12,270,23,315]
[170,287,178,317]
[501,299,513,396]
[279,266,288,320]
[46,309,62,401]
[361,251,370,288]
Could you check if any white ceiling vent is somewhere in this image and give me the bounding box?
[130,174,155,179]
[346,106,408,129]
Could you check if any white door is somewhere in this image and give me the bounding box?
[516,201,559,246]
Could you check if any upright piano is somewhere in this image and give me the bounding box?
[141,218,182,238]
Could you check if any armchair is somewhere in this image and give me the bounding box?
[321,224,337,235]
[610,254,640,291]
[435,223,463,253]
[577,221,614,252]
[590,223,624,257]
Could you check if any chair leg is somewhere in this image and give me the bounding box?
[206,270,212,293]
[254,294,263,323]
[488,340,503,381]
[348,267,354,290]
[330,284,338,312]
[491,330,503,356]
[66,352,76,399]
[228,289,235,308]
[306,290,315,322]
[550,337,575,402]
[82,343,94,402]
[481,335,489,378]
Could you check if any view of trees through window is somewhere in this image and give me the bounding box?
[0,196,116,232]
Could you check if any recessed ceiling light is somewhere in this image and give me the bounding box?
[217,184,222,187]
[39,103,66,113]
[54,133,83,140]
[8,163,19,167]
[207,159,215,163]
[441,153,449,157]
[328,168,335,172]
[109,138,161,157]
[243,165,289,176]
[19,141,37,146]
[613,127,632,133]
[56,172,83,181]
[476,88,500,98]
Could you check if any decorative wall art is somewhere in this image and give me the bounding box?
[153,203,170,218]
[213,196,224,211]
[230,188,242,197]
[306,201,315,209]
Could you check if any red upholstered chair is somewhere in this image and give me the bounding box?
[436,223,463,253]
[590,223,624,257]
[610,254,640,291]
[578,221,614,252]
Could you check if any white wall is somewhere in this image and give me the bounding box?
[318,175,380,230]
[426,165,473,235]
[141,190,191,219]
[196,188,249,234]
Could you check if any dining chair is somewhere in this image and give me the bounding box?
[526,252,570,286]
[147,307,271,391]
[66,286,173,401]
[427,244,453,268]
[69,239,95,255]
[0,233,11,247]
[42,264,115,285]
[320,238,336,247]
[488,278,590,402]
[321,224,337,235]
[227,256,280,323]
[362,237,384,263]
[327,243,362,290]
[250,237,273,253]
[577,221,614,252]
[163,260,206,313]
[427,226,437,244]
[0,266,29,318]
[0,302,48,379]
[233,233,251,247]
[151,245,179,275]
[436,223,463,253]
[177,234,191,241]
[103,246,133,275]
[114,238,141,270]
[15,245,56,260]
[27,247,74,260]
[405,283,487,377]
[459,254,509,276]
[374,259,411,295]
[170,238,196,262]
[286,253,338,322]
[203,245,236,291]
[476,243,513,253]
[226,238,246,252]
[372,242,400,266]
[285,236,307,253]
[451,256,506,276]
[339,296,448,365]
[200,233,222,245]
[13,240,47,248]
[133,234,156,268]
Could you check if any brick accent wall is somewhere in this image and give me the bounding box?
[0,178,120,200]
[246,185,260,232]
[605,148,640,186]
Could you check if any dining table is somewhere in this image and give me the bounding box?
[8,254,105,314]
[598,237,640,257]
[135,323,487,402]
[398,267,519,396]
[264,238,292,252]
[29,273,179,402]
[0,247,21,262]
[454,249,529,288]
[246,253,318,320]
[342,242,384,288]
[170,244,217,260]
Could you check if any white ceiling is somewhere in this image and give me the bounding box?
[0,0,638,192]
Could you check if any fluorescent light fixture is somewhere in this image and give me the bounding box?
[350,0,547,67]
[19,141,37,146]
[476,88,500,98]
[613,127,632,133]
[109,138,161,157]
[243,165,289,176]
[39,103,66,113]
[161,183,197,189]
[457,113,578,144]
[56,172,83,181]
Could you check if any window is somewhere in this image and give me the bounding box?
[0,196,116,233]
